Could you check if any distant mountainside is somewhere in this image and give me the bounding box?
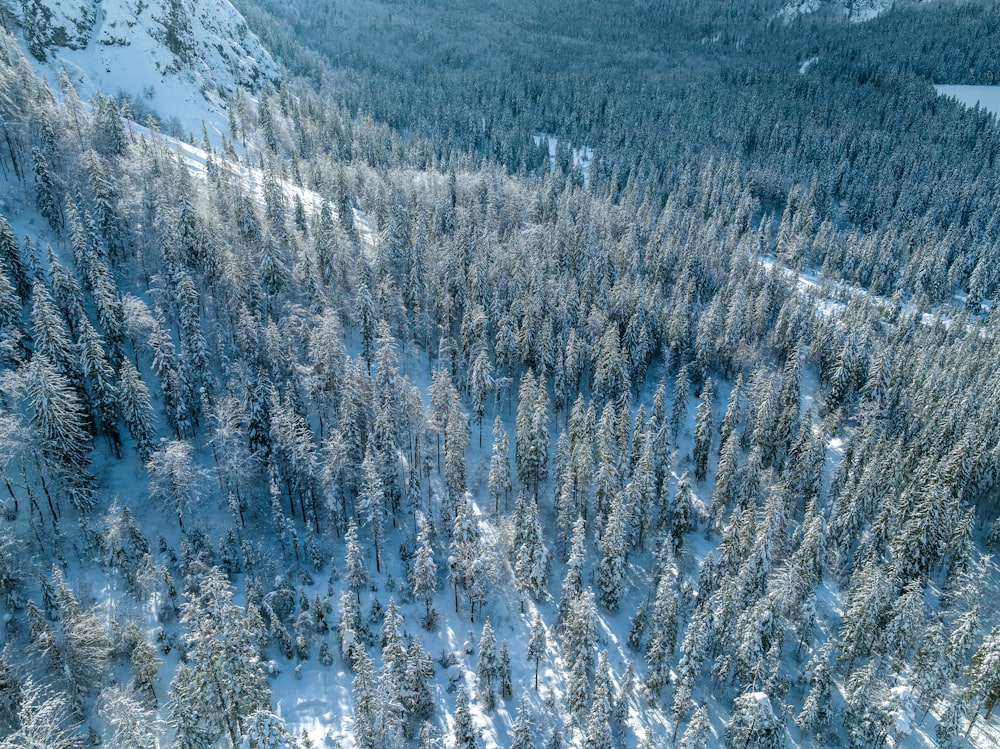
[778,0,936,23]
[0,0,278,131]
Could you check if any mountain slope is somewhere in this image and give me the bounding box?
[1,0,278,134]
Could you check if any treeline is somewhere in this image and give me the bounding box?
[232,0,1000,312]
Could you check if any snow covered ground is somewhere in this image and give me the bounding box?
[5,0,278,144]
[935,85,1000,119]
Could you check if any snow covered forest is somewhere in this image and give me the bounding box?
[0,0,999,747]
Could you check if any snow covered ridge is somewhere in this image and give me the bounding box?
[777,0,927,23]
[1,0,278,131]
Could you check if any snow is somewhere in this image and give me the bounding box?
[534,132,595,185]
[799,56,819,75]
[888,685,915,739]
[6,0,278,144]
[777,0,899,24]
[935,85,1000,119]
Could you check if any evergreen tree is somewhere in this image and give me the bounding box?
[117,358,157,460]
[498,640,513,700]
[358,448,386,573]
[966,624,1000,728]
[146,439,201,531]
[452,684,479,749]
[487,416,512,515]
[679,703,710,749]
[795,646,832,739]
[345,520,368,604]
[515,370,549,497]
[469,348,494,445]
[400,639,435,737]
[693,378,713,482]
[597,491,628,612]
[239,708,299,748]
[444,400,468,505]
[0,214,31,301]
[669,365,690,444]
[31,147,61,231]
[0,264,19,331]
[170,568,270,748]
[449,495,483,619]
[98,684,165,749]
[510,695,533,749]
[612,661,634,743]
[23,353,95,513]
[513,494,549,602]
[410,512,438,624]
[671,471,696,552]
[76,315,121,454]
[583,651,613,749]
[31,283,76,376]
[477,617,499,712]
[528,613,547,691]
[644,572,677,698]
[724,692,782,749]
[843,661,890,748]
[838,560,894,669]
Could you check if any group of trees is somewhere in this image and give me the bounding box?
[0,0,999,744]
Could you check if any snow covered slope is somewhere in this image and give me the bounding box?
[778,0,923,23]
[1,0,278,134]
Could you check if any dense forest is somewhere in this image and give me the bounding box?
[0,0,999,747]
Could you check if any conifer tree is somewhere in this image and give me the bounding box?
[344,520,368,605]
[528,613,547,691]
[0,264,19,331]
[358,448,386,573]
[444,399,468,505]
[693,378,713,482]
[410,512,438,624]
[452,684,479,749]
[515,370,550,497]
[966,624,1000,729]
[724,692,782,749]
[24,353,95,513]
[98,684,165,749]
[513,494,549,602]
[0,214,31,301]
[679,703,710,749]
[117,358,157,461]
[487,416,512,515]
[558,517,586,627]
[146,439,200,531]
[32,147,61,231]
[510,694,533,749]
[477,617,499,712]
[597,492,628,611]
[795,646,832,738]
[499,640,512,700]
[470,348,494,445]
[399,640,435,736]
[583,651,613,749]
[239,708,299,748]
[612,661,634,743]
[170,568,270,747]
[671,471,696,552]
[669,365,690,444]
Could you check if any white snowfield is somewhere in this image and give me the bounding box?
[7,0,278,141]
[935,85,1000,119]
[779,0,911,23]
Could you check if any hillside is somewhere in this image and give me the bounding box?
[0,0,278,137]
[0,1,999,748]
